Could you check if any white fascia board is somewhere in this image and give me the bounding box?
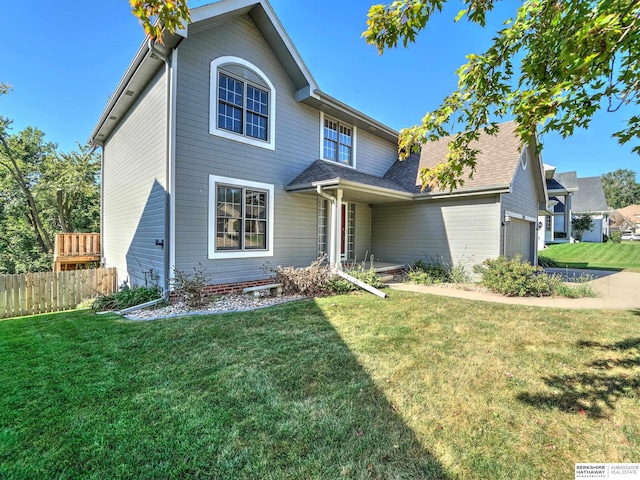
[89,42,151,144]
[311,90,398,140]
[191,0,317,91]
[190,0,259,23]
[415,185,510,200]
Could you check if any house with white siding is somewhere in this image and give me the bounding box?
[90,0,547,294]
[540,167,610,245]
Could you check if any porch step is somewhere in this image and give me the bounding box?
[377,274,395,284]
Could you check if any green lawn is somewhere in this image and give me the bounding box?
[1,294,640,479]
[540,242,640,271]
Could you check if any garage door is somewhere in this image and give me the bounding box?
[506,219,533,262]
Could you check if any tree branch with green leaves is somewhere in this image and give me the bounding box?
[364,0,640,191]
[130,0,191,44]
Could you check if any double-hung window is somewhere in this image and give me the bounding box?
[210,57,276,150]
[209,176,274,259]
[218,72,269,141]
[322,115,355,166]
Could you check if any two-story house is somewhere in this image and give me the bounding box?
[90,0,547,294]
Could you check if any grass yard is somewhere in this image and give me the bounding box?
[1,293,640,479]
[540,241,640,271]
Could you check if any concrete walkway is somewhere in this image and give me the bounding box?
[389,269,640,310]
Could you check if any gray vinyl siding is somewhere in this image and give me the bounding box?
[173,15,327,284]
[501,145,539,219]
[354,202,372,262]
[102,69,167,289]
[371,196,501,270]
[355,128,398,177]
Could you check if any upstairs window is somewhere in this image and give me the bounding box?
[210,57,276,150]
[321,114,355,167]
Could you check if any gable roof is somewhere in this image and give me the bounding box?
[288,121,547,204]
[90,0,397,145]
[415,121,525,194]
[571,176,610,213]
[552,171,579,191]
[384,120,545,197]
[287,159,410,193]
[617,204,640,222]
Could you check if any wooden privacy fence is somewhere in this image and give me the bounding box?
[0,268,117,319]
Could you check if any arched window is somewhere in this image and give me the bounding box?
[209,56,276,150]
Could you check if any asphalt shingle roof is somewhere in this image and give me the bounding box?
[287,159,410,192]
[289,121,530,196]
[570,176,609,213]
[553,171,579,190]
[415,120,523,192]
[618,205,640,221]
[382,152,423,194]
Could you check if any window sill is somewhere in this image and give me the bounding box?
[209,250,273,260]
[210,127,275,150]
[319,158,356,169]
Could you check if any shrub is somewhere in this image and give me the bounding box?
[326,264,385,294]
[554,276,597,298]
[610,231,623,243]
[265,256,333,296]
[92,285,163,312]
[537,255,557,268]
[474,256,596,298]
[406,258,469,285]
[474,256,556,297]
[572,214,594,241]
[172,265,210,308]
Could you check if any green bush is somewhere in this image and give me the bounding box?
[474,256,597,298]
[407,259,469,285]
[610,231,623,243]
[92,285,163,312]
[326,265,385,294]
[474,256,556,297]
[555,274,596,298]
[537,254,557,268]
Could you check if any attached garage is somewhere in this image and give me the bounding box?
[505,218,534,262]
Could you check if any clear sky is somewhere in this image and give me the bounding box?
[2,0,638,179]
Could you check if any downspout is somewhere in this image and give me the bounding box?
[316,185,341,271]
[148,38,173,300]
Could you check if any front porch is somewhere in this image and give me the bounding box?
[343,260,407,273]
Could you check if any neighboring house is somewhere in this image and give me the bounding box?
[541,166,578,244]
[615,205,640,234]
[90,0,547,294]
[571,176,611,242]
[539,168,610,245]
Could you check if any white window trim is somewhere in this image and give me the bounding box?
[209,56,276,150]
[319,111,357,169]
[208,175,275,259]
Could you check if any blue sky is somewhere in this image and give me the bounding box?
[2,0,638,179]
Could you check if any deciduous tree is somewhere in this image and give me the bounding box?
[130,0,190,44]
[601,169,640,208]
[572,213,595,241]
[364,0,640,190]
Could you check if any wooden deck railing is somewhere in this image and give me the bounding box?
[53,233,101,271]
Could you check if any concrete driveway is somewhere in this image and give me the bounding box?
[390,268,640,310]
